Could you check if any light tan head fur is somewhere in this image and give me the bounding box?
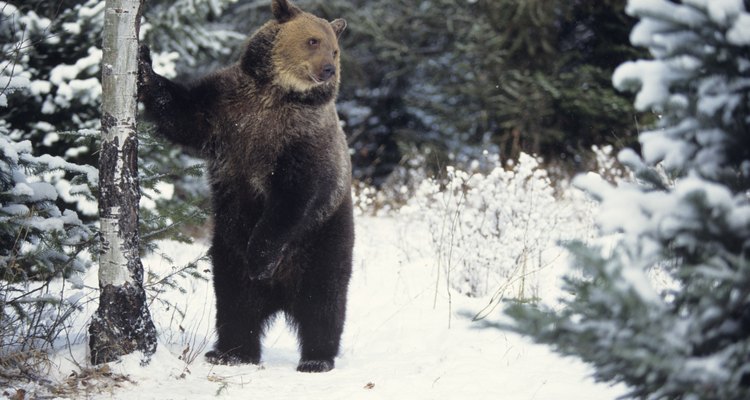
[270,0,347,93]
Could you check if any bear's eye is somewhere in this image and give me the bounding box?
[333,49,339,57]
[308,38,319,47]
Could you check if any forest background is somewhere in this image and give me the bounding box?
[0,0,655,381]
[0,0,642,322]
[3,0,749,399]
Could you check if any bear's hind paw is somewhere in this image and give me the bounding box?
[297,359,334,373]
[205,349,259,366]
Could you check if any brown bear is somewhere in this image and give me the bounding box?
[137,0,353,373]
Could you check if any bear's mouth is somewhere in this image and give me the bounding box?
[308,73,324,85]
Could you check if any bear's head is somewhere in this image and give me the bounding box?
[242,0,347,103]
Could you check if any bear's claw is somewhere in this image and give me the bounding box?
[249,258,283,280]
[205,349,259,365]
[136,44,156,101]
[297,359,334,373]
[244,242,286,280]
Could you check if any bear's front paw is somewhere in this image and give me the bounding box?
[245,252,283,281]
[137,44,156,98]
[245,241,287,280]
[297,359,335,373]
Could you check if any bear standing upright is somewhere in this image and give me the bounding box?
[137,0,353,373]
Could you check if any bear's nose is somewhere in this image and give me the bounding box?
[320,64,336,81]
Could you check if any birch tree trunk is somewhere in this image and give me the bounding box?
[89,0,157,365]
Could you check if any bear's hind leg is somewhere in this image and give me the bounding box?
[293,307,343,372]
[290,265,350,373]
[208,245,279,365]
[290,203,353,373]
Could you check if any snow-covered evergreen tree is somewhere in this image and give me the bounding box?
[0,0,234,374]
[1,4,97,371]
[143,0,243,75]
[0,121,95,369]
[0,123,95,280]
[0,2,98,280]
[507,1,750,398]
[0,0,236,246]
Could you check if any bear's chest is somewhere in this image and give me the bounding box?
[208,104,322,194]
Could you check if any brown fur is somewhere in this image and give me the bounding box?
[138,0,353,373]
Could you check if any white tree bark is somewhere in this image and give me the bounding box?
[89,0,156,365]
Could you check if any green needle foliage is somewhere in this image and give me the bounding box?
[506,1,750,398]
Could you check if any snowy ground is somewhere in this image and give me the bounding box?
[16,216,625,399]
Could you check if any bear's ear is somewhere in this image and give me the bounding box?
[330,18,347,38]
[272,0,301,23]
